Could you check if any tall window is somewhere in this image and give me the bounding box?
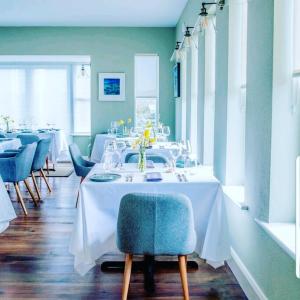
[73,65,91,134]
[135,54,159,127]
[226,0,248,185]
[190,34,199,156]
[203,18,216,165]
[0,63,91,136]
[294,0,300,74]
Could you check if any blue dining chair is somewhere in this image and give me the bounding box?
[17,134,39,145]
[125,153,169,164]
[31,138,52,199]
[69,143,95,207]
[117,193,196,300]
[0,134,6,138]
[0,143,38,215]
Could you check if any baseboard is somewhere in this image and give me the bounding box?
[227,247,268,300]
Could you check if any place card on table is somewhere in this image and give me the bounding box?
[145,172,162,182]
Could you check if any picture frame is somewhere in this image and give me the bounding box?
[98,72,125,101]
[173,63,180,98]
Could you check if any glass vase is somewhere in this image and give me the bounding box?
[138,149,146,172]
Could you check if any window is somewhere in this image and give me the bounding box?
[225,0,247,185]
[294,0,300,73]
[203,18,216,165]
[72,65,91,134]
[135,55,159,127]
[0,63,91,136]
[190,33,199,156]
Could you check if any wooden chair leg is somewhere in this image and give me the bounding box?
[122,254,133,300]
[76,177,85,208]
[178,255,189,300]
[31,172,41,201]
[14,182,28,216]
[40,169,51,193]
[46,157,50,175]
[23,179,39,207]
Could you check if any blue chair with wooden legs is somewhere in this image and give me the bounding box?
[69,144,95,207]
[0,143,38,216]
[117,193,196,300]
[5,138,52,200]
[125,153,169,164]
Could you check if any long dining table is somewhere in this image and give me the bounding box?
[70,163,231,276]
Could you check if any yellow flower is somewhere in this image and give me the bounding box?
[127,118,132,124]
[146,120,152,128]
[150,137,157,144]
[118,119,125,126]
[144,129,151,139]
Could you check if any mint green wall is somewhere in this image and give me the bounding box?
[177,0,300,299]
[0,27,176,152]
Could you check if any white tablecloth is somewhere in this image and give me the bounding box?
[69,164,230,276]
[5,130,69,162]
[91,134,175,163]
[0,176,16,233]
[0,138,21,153]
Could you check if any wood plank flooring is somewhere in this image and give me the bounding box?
[0,171,247,299]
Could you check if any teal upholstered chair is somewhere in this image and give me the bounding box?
[125,153,169,164]
[17,134,39,145]
[0,143,38,215]
[0,134,6,138]
[117,193,196,300]
[69,144,95,207]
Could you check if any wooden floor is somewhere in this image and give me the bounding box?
[0,171,247,299]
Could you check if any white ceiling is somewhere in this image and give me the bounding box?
[0,0,188,27]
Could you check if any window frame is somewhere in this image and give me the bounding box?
[134,54,159,128]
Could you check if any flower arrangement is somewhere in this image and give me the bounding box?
[0,115,14,132]
[132,123,157,172]
[116,118,132,136]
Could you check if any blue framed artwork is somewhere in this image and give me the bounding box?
[98,73,125,101]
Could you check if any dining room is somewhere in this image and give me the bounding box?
[0,0,300,299]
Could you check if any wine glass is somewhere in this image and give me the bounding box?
[102,139,117,171]
[162,126,171,141]
[116,141,127,167]
[169,144,181,172]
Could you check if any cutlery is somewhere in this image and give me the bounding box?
[182,174,188,182]
[176,173,182,182]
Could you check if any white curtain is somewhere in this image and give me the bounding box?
[0,65,72,136]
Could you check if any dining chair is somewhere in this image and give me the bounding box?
[69,144,95,207]
[117,193,196,300]
[0,143,38,216]
[17,134,40,145]
[30,138,52,200]
[0,134,6,138]
[125,153,169,164]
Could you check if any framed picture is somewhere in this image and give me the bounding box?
[173,63,180,98]
[98,72,125,101]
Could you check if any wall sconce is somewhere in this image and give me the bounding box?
[175,41,181,61]
[184,27,194,48]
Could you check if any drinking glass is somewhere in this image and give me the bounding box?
[162,126,171,141]
[170,144,181,171]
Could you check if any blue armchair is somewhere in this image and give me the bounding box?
[0,143,38,215]
[117,193,196,300]
[69,144,95,207]
[125,153,169,164]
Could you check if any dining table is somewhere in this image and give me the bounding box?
[4,129,69,163]
[69,163,231,276]
[90,133,177,163]
[0,176,16,233]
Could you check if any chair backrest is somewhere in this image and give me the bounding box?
[126,153,169,164]
[15,143,37,181]
[32,138,51,171]
[117,193,196,256]
[0,134,6,138]
[69,143,85,176]
[17,134,40,145]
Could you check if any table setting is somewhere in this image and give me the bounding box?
[69,159,231,276]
